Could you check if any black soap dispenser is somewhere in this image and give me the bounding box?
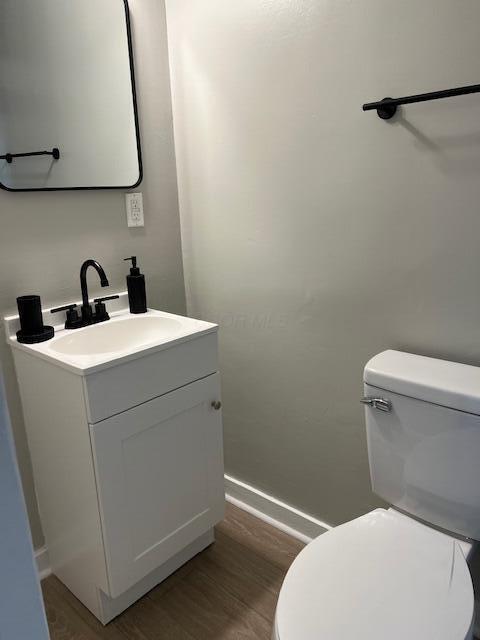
[124,256,147,314]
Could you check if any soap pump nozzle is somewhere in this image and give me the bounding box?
[124,256,140,276]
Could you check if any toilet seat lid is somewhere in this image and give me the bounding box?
[276,509,474,640]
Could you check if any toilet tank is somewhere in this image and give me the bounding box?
[364,350,480,540]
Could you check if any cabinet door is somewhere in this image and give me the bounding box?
[90,373,224,597]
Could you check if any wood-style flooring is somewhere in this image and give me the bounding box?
[42,503,305,639]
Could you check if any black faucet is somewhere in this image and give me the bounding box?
[50,260,119,329]
[80,259,110,324]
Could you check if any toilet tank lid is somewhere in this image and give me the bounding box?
[364,350,480,415]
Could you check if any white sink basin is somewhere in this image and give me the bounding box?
[5,294,217,375]
[52,316,184,356]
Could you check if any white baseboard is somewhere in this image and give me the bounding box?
[225,474,332,544]
[35,546,51,581]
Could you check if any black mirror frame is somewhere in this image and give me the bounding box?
[0,0,143,193]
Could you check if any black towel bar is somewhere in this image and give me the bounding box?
[0,148,60,163]
[363,83,480,119]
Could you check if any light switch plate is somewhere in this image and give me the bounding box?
[126,193,144,228]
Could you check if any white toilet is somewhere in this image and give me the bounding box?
[274,350,480,640]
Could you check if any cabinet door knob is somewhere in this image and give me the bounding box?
[211,401,222,411]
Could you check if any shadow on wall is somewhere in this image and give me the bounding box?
[394,111,480,176]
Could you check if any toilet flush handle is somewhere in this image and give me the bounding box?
[361,397,392,412]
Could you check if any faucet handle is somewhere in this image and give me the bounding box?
[93,295,120,323]
[93,295,120,304]
[50,303,82,330]
[50,303,77,314]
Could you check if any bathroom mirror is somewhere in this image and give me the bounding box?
[0,0,142,191]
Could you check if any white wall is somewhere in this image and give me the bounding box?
[1,0,184,548]
[166,0,480,526]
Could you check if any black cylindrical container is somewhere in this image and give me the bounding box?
[16,295,54,344]
[17,295,44,334]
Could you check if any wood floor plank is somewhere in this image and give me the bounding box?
[149,567,272,640]
[42,503,305,640]
[42,578,112,640]
[191,530,286,622]
[218,502,304,572]
[113,596,197,640]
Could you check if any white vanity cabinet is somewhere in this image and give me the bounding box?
[8,308,225,624]
[91,373,224,598]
